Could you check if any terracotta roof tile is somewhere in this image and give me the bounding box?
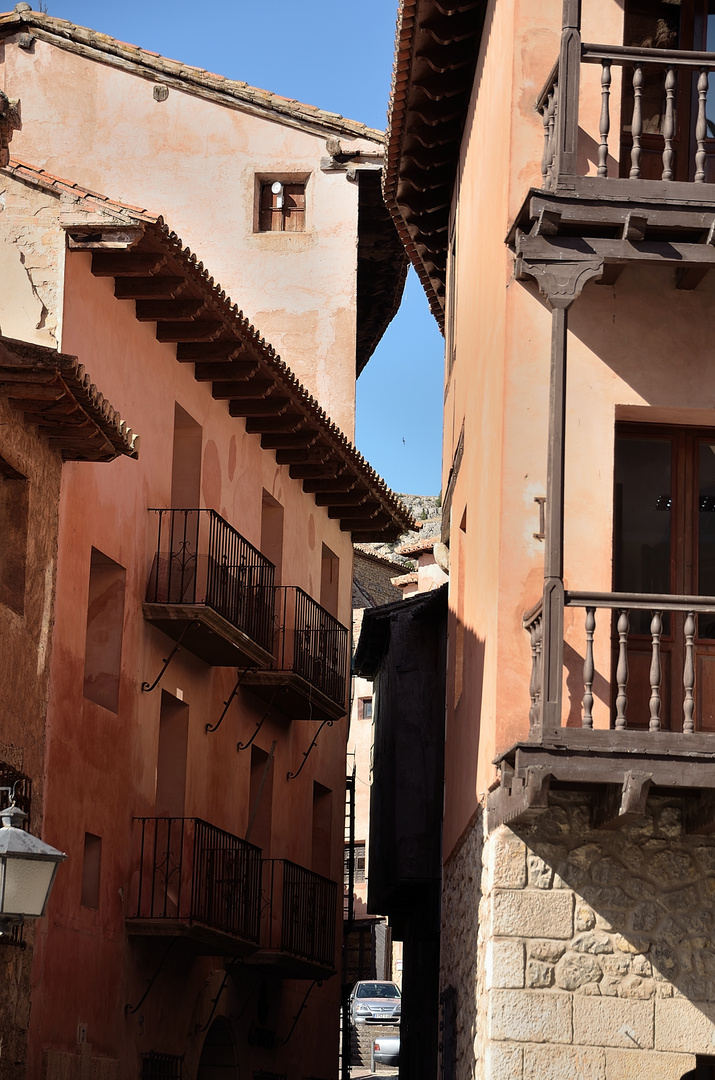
[0,10,384,143]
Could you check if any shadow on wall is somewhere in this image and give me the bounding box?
[513,792,715,1035]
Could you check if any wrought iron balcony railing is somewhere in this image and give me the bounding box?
[244,587,349,719]
[258,858,337,973]
[144,509,275,666]
[128,817,262,952]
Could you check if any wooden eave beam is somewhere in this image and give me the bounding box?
[228,398,291,417]
[194,360,258,382]
[301,476,356,494]
[92,252,167,277]
[340,514,392,532]
[286,461,339,478]
[259,432,322,451]
[315,490,369,507]
[176,341,244,363]
[328,503,381,520]
[114,276,187,300]
[135,299,205,321]
[156,320,223,343]
[213,379,273,399]
[245,414,305,434]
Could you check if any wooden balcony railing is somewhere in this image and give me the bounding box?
[259,859,337,972]
[525,591,715,732]
[537,38,715,188]
[128,817,262,950]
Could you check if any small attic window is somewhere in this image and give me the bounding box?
[258,180,306,232]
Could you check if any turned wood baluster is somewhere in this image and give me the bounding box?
[597,61,611,178]
[649,611,662,732]
[547,86,559,183]
[695,68,709,183]
[528,618,540,728]
[630,65,643,180]
[582,607,596,728]
[683,610,696,734]
[662,66,676,181]
[615,609,629,730]
[546,88,557,183]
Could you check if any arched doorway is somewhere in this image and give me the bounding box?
[196,1017,238,1080]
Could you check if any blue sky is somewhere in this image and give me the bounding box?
[35,0,445,496]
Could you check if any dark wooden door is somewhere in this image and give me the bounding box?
[620,0,715,181]
[614,426,715,731]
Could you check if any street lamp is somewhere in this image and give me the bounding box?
[0,787,66,935]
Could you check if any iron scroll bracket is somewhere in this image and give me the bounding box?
[195,957,242,1033]
[141,620,201,693]
[236,687,283,752]
[278,979,322,1045]
[125,936,178,1015]
[287,719,334,781]
[206,665,257,733]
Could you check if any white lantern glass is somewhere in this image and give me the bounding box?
[0,856,58,917]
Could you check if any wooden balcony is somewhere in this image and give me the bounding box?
[143,508,275,668]
[247,859,337,979]
[509,19,715,288]
[243,587,349,721]
[488,591,715,832]
[126,817,262,956]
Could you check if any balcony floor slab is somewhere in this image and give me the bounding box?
[242,669,347,721]
[245,948,335,980]
[125,917,260,957]
[143,603,274,668]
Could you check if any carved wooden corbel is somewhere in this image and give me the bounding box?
[592,770,652,830]
[515,253,605,310]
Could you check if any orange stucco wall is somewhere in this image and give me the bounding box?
[0,32,377,437]
[440,0,715,856]
[19,199,352,1074]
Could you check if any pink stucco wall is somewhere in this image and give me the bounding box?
[14,182,352,1075]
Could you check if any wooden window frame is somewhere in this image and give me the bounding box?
[255,175,309,233]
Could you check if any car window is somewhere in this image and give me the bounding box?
[356,983,400,998]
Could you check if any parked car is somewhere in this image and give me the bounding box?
[349,980,401,1025]
[371,1033,400,1068]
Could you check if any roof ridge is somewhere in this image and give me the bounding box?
[0,10,385,143]
[1,157,414,535]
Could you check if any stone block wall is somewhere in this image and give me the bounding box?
[441,792,715,1079]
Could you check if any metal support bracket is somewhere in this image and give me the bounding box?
[195,957,241,1033]
[287,719,335,781]
[237,687,283,752]
[125,937,178,1015]
[206,666,256,733]
[278,980,322,1045]
[142,621,201,692]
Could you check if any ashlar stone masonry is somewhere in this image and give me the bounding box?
[440,792,715,1079]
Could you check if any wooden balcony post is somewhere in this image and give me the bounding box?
[554,0,582,180]
[515,253,604,734]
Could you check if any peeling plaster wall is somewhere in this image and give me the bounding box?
[0,175,63,346]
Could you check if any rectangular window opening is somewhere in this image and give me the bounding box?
[155,691,189,818]
[320,544,340,618]
[247,744,274,853]
[83,548,126,712]
[360,697,373,721]
[171,404,202,508]
[0,458,29,615]
[261,491,284,586]
[81,832,101,910]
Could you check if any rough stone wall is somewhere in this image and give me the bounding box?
[441,791,715,1078]
[440,807,483,1080]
